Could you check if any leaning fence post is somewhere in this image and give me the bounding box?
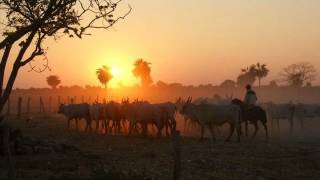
[17,97,22,118]
[172,130,182,180]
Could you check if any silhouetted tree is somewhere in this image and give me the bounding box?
[46,75,61,89]
[237,65,256,87]
[254,62,269,87]
[96,65,113,89]
[132,59,153,87]
[280,62,317,87]
[0,0,131,113]
[220,79,236,88]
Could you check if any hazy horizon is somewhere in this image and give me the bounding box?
[5,0,320,88]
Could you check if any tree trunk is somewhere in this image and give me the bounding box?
[258,78,261,88]
[0,64,20,114]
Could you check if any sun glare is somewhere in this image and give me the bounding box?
[111,67,121,77]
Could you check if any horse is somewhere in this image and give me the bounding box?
[231,98,268,139]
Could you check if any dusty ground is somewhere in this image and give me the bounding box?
[1,113,320,180]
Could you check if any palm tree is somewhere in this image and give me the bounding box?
[255,62,269,87]
[46,75,61,89]
[132,59,153,87]
[237,65,257,87]
[96,65,113,89]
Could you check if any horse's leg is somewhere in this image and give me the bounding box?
[225,123,234,142]
[245,120,248,137]
[262,122,269,140]
[252,122,258,139]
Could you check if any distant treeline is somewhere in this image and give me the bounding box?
[3,83,319,115]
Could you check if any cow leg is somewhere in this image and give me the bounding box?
[128,121,133,136]
[67,118,71,130]
[87,118,92,133]
[75,118,79,131]
[300,117,304,130]
[252,123,258,139]
[95,119,100,133]
[142,123,148,137]
[157,125,163,138]
[236,124,241,142]
[208,125,216,142]
[225,123,234,142]
[277,118,280,130]
[289,117,294,135]
[200,125,205,141]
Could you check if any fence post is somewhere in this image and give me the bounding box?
[67,96,70,104]
[81,95,84,103]
[48,96,52,113]
[57,96,61,105]
[172,130,182,180]
[39,97,45,113]
[17,97,22,118]
[26,97,31,115]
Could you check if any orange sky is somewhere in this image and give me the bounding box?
[5,0,320,88]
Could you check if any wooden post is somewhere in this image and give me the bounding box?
[39,97,45,113]
[48,96,52,113]
[81,95,84,103]
[17,97,22,118]
[172,130,182,180]
[67,96,70,104]
[26,97,31,115]
[57,96,61,105]
[88,96,91,104]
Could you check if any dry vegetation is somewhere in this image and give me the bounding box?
[1,113,320,180]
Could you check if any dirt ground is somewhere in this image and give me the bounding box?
[1,113,320,180]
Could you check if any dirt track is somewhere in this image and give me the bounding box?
[1,114,320,180]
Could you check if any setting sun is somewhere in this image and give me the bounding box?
[111,67,121,77]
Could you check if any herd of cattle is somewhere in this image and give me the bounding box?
[57,96,320,142]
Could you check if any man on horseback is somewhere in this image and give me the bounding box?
[243,84,257,109]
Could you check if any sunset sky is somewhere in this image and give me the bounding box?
[9,0,320,88]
